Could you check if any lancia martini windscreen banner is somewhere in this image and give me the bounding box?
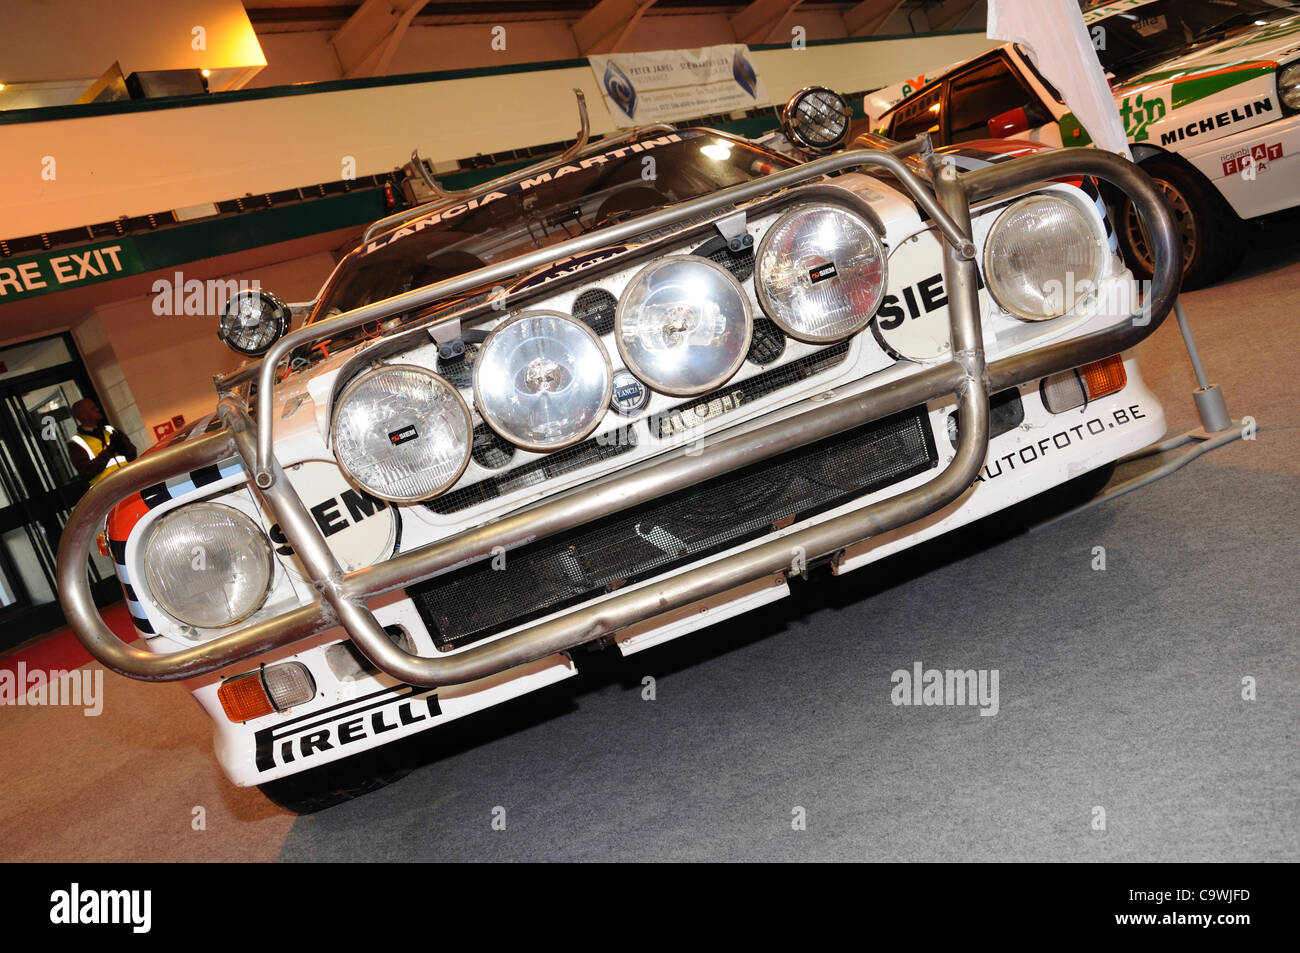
[589,44,768,127]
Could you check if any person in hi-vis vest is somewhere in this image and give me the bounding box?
[67,399,137,489]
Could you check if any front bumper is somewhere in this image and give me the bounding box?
[55,145,1182,694]
[200,357,1162,786]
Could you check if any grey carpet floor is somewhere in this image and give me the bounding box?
[278,459,1298,861]
[279,220,1300,863]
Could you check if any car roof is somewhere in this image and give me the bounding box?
[876,45,1016,124]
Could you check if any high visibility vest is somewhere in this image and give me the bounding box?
[70,426,130,486]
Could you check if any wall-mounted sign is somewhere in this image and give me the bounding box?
[589,44,768,128]
[0,239,145,303]
[152,414,186,442]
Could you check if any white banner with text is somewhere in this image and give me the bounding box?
[589,45,769,127]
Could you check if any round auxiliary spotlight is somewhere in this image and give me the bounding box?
[218,290,291,356]
[473,310,613,452]
[616,256,752,398]
[780,86,851,154]
[983,195,1104,321]
[755,204,888,343]
[143,503,273,629]
[332,364,473,503]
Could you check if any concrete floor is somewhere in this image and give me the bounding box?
[2,219,1297,863]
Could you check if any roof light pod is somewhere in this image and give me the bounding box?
[218,290,291,356]
[781,86,852,154]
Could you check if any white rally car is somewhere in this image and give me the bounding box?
[870,0,1300,287]
[57,89,1181,812]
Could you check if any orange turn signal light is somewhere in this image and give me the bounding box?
[1041,355,1129,414]
[1079,355,1127,400]
[218,672,275,723]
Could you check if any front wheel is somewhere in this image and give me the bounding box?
[1117,156,1246,290]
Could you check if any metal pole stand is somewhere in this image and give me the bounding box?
[1038,297,1244,527]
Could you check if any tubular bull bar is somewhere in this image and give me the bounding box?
[55,145,1180,688]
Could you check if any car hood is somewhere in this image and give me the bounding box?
[1111,12,1300,98]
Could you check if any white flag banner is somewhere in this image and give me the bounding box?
[589,45,768,128]
[987,0,1132,160]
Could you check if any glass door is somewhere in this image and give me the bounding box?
[0,333,121,648]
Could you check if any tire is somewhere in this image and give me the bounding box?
[258,750,414,814]
[1117,156,1246,290]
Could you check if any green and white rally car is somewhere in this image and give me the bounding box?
[870,0,1300,287]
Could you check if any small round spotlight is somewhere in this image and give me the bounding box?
[781,87,851,154]
[219,290,291,356]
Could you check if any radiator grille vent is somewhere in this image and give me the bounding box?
[471,423,515,470]
[747,317,787,366]
[693,235,755,282]
[426,425,638,516]
[409,405,937,650]
[436,344,477,389]
[647,341,849,440]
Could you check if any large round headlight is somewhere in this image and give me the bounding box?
[332,364,472,502]
[473,310,612,452]
[983,195,1104,321]
[1279,63,1300,110]
[616,256,751,397]
[756,205,887,343]
[143,502,273,629]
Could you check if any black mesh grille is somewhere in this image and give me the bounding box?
[426,425,638,515]
[471,423,515,470]
[648,341,849,440]
[437,344,478,390]
[747,318,787,365]
[572,288,616,336]
[408,406,938,651]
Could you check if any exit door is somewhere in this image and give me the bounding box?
[0,332,120,649]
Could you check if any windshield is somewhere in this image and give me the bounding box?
[307,131,792,351]
[1087,0,1300,81]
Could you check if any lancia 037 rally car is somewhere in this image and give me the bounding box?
[56,87,1181,812]
[869,0,1300,287]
